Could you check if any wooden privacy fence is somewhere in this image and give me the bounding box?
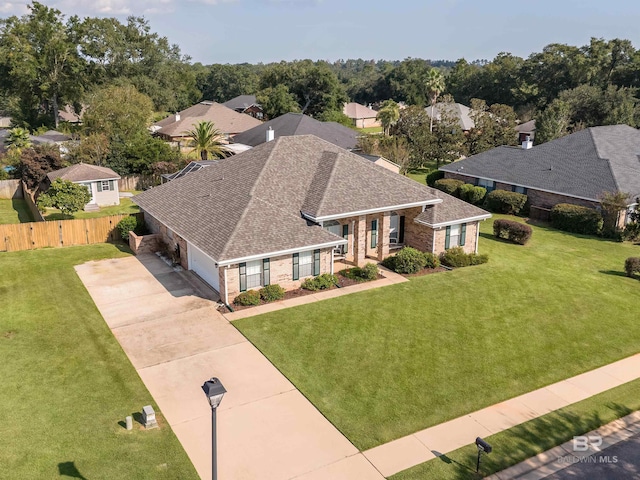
[0,213,143,252]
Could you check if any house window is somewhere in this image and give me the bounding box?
[513,185,528,195]
[371,219,378,248]
[389,212,405,244]
[299,251,314,278]
[477,178,495,192]
[101,181,110,191]
[97,180,115,192]
[239,260,262,292]
[445,223,467,249]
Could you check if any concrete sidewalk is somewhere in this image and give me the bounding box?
[76,254,385,480]
[363,353,640,477]
[223,265,408,321]
[486,410,640,479]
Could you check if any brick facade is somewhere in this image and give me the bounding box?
[143,211,188,269]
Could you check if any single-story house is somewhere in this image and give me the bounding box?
[222,95,264,120]
[232,112,359,150]
[152,101,263,147]
[46,163,120,209]
[425,102,475,132]
[440,125,640,224]
[343,102,380,128]
[515,119,535,143]
[134,135,490,304]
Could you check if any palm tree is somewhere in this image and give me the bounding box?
[5,127,32,153]
[376,100,400,135]
[183,121,231,160]
[426,69,446,132]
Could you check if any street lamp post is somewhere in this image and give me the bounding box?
[202,377,226,480]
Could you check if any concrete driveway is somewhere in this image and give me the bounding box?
[75,254,384,480]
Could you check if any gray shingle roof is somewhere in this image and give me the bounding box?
[231,113,358,150]
[425,103,474,131]
[134,135,479,263]
[415,189,491,227]
[440,125,640,200]
[222,95,259,111]
[47,163,120,182]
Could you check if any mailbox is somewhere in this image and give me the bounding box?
[476,437,492,454]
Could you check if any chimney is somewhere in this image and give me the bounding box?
[175,113,181,122]
[266,126,275,142]
[521,135,533,150]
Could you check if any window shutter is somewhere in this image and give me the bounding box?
[239,263,247,292]
[460,223,466,246]
[342,224,349,253]
[371,219,378,248]
[97,181,102,192]
[263,258,270,286]
[399,216,405,244]
[313,249,320,276]
[292,253,299,280]
[109,180,115,191]
[511,185,516,192]
[445,226,451,249]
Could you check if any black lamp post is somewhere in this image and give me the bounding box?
[202,377,226,480]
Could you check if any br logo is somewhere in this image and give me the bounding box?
[573,435,603,452]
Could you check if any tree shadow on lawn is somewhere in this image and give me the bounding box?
[599,270,629,278]
[58,461,89,479]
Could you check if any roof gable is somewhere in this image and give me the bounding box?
[47,163,120,182]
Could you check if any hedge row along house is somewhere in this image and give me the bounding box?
[133,135,490,304]
[439,125,640,226]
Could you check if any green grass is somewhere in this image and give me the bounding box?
[43,197,140,221]
[0,198,33,224]
[357,126,383,134]
[0,244,199,479]
[235,216,640,451]
[405,166,436,185]
[392,377,640,479]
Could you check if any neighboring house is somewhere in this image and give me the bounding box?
[134,135,490,303]
[30,130,74,156]
[440,125,640,225]
[343,102,380,128]
[152,101,263,147]
[46,164,120,210]
[222,95,264,120]
[58,105,84,124]
[425,103,475,132]
[356,153,401,174]
[515,119,536,143]
[232,113,359,150]
[0,117,11,128]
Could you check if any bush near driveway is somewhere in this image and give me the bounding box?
[234,290,261,306]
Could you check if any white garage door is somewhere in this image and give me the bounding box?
[188,243,220,292]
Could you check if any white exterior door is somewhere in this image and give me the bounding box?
[188,243,220,292]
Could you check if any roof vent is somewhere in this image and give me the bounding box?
[266,126,275,142]
[521,136,533,150]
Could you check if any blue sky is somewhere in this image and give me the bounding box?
[3,0,640,64]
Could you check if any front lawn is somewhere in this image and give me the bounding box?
[0,198,33,223]
[235,216,640,451]
[43,197,140,220]
[0,245,198,479]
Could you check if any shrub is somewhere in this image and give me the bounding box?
[390,247,428,274]
[459,184,486,205]
[623,222,640,242]
[301,273,338,291]
[440,247,489,268]
[423,252,440,269]
[233,290,261,306]
[484,190,528,214]
[117,216,139,241]
[624,257,640,278]
[361,263,379,280]
[259,284,285,302]
[426,170,444,187]
[550,203,603,235]
[493,219,533,245]
[468,253,489,265]
[434,178,464,197]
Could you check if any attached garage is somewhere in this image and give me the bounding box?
[188,242,220,292]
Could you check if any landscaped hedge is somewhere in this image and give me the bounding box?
[426,170,445,187]
[259,284,285,302]
[624,257,640,278]
[381,247,440,274]
[484,190,528,214]
[117,216,145,241]
[301,273,338,291]
[342,263,379,282]
[493,219,533,245]
[458,184,487,205]
[234,290,261,306]
[433,178,464,196]
[440,247,489,268]
[550,203,603,235]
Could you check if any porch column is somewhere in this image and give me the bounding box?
[353,215,367,267]
[377,211,390,261]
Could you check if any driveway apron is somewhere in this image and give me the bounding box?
[75,254,384,480]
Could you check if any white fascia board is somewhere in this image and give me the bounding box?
[217,239,347,267]
[417,213,492,229]
[305,199,442,223]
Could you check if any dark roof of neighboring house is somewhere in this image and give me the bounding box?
[162,160,218,181]
[31,130,73,144]
[440,125,640,200]
[134,135,486,263]
[515,119,536,133]
[343,102,378,119]
[222,95,259,111]
[231,113,358,150]
[47,163,120,182]
[154,101,262,138]
[425,103,474,131]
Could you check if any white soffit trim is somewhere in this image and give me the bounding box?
[417,213,492,228]
[217,240,347,267]
[305,199,442,222]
